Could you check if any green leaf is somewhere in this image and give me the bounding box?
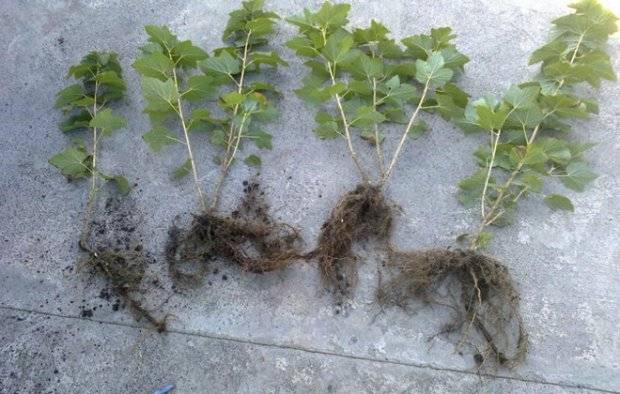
[60,111,92,132]
[319,2,351,28]
[183,75,218,101]
[145,25,178,50]
[360,129,384,145]
[314,111,340,139]
[103,174,131,195]
[246,17,276,36]
[89,108,126,136]
[351,106,386,127]
[249,81,278,93]
[561,161,597,191]
[385,75,400,90]
[210,129,228,147]
[458,169,487,207]
[172,159,192,179]
[143,126,177,152]
[541,94,589,119]
[244,154,262,166]
[510,106,544,127]
[529,39,568,65]
[222,91,245,107]
[285,36,319,57]
[132,52,173,80]
[519,172,543,192]
[503,85,540,109]
[188,108,219,132]
[408,120,428,139]
[359,54,383,77]
[247,129,273,149]
[251,51,288,67]
[348,80,372,95]
[68,63,93,80]
[322,32,354,63]
[388,83,417,103]
[173,40,208,68]
[70,96,96,107]
[140,42,163,56]
[95,70,125,90]
[289,2,352,31]
[141,77,178,121]
[577,50,617,86]
[141,77,178,111]
[541,138,572,165]
[415,52,453,87]
[474,100,508,130]
[434,83,468,120]
[202,51,241,75]
[254,105,279,122]
[295,77,344,104]
[243,94,262,113]
[402,27,457,60]
[523,143,548,166]
[353,19,390,43]
[440,46,470,71]
[55,84,86,109]
[49,146,91,179]
[384,107,408,123]
[544,194,574,211]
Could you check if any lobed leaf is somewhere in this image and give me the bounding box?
[49,146,91,179]
[143,126,177,152]
[89,108,127,136]
[544,194,574,211]
[202,51,241,75]
[244,154,262,166]
[415,52,453,87]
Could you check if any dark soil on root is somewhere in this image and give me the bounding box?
[305,182,527,367]
[311,183,393,300]
[166,181,304,286]
[377,248,527,368]
[80,197,168,332]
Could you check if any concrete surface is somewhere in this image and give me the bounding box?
[1,0,619,393]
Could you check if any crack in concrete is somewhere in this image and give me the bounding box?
[1,304,618,394]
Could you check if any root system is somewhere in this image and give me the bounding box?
[166,180,303,286]
[311,183,393,299]
[80,197,168,332]
[377,248,527,368]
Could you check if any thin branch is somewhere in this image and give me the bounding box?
[327,62,370,183]
[90,79,100,200]
[479,129,501,219]
[211,30,253,211]
[382,80,430,185]
[372,77,385,178]
[80,77,100,248]
[172,66,208,211]
[553,32,585,95]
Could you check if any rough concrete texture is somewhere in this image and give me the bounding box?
[1,0,619,393]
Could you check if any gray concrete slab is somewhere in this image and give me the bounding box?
[1,308,591,394]
[1,0,619,393]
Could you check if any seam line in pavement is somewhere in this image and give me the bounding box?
[1,304,618,394]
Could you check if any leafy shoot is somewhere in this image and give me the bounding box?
[446,0,617,249]
[286,2,469,186]
[133,0,286,212]
[50,51,130,226]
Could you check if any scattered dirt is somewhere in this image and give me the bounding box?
[166,180,304,286]
[79,197,168,332]
[377,248,527,368]
[309,183,393,300]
